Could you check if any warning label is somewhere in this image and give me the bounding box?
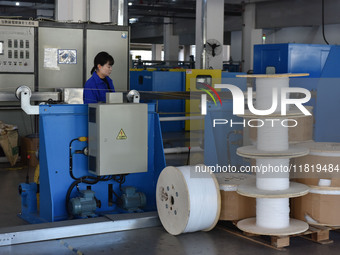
[116,129,127,140]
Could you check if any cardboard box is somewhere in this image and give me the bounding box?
[216,173,256,221]
[249,113,313,144]
[292,192,340,226]
[21,135,39,167]
[291,142,340,185]
[220,190,256,221]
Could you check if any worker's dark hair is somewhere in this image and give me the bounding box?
[91,51,114,74]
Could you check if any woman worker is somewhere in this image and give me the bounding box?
[83,51,115,104]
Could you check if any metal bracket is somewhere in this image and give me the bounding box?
[15,86,39,115]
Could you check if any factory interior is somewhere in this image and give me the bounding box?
[2,0,340,254]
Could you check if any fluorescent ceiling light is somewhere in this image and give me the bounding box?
[129,18,138,23]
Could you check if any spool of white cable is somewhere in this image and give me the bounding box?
[257,120,288,151]
[156,165,221,235]
[236,74,309,236]
[256,158,290,190]
[256,198,290,229]
[256,77,289,113]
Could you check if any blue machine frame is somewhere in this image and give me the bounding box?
[20,103,165,223]
[130,70,185,132]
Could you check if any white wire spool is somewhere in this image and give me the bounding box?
[257,120,288,151]
[256,198,290,229]
[236,74,309,235]
[156,165,221,235]
[255,77,289,113]
[256,158,290,190]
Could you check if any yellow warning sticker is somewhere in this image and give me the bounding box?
[116,128,127,140]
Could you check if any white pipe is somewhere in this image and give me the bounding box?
[164,146,203,154]
[159,116,204,122]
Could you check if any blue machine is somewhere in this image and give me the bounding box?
[314,46,340,142]
[253,43,332,115]
[253,43,340,142]
[130,70,185,132]
[19,103,165,223]
[254,44,332,79]
[204,73,247,169]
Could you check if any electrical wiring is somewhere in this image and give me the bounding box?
[322,0,329,45]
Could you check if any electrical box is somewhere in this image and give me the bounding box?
[0,23,36,73]
[88,103,148,175]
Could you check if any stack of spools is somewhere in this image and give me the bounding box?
[235,74,310,236]
[292,141,340,226]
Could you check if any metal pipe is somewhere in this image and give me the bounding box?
[202,0,207,69]
[0,91,60,102]
[0,212,160,247]
[164,146,203,154]
[159,116,204,122]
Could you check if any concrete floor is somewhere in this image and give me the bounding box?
[1,160,340,254]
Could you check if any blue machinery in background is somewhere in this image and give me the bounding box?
[254,43,340,142]
[130,70,185,132]
[130,69,249,170]
[204,72,248,169]
[20,103,165,223]
[20,44,340,223]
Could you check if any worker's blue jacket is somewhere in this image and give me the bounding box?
[83,72,115,104]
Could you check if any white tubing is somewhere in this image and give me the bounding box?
[309,188,340,195]
[309,151,340,157]
[256,158,290,190]
[156,165,220,235]
[318,179,332,187]
[255,77,289,113]
[219,185,237,192]
[163,146,203,154]
[177,166,219,233]
[256,198,290,229]
[253,77,291,230]
[257,120,288,151]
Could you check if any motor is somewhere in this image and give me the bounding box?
[120,186,146,211]
[68,190,100,218]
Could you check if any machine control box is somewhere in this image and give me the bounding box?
[88,103,148,175]
[0,25,35,73]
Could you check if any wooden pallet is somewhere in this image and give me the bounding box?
[217,221,338,251]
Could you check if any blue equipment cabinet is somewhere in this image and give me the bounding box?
[254,43,331,80]
[253,43,334,140]
[254,44,332,109]
[130,70,185,132]
[315,46,340,142]
[20,103,165,223]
